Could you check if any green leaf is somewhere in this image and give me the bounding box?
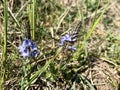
[79,75,96,90]
[25,57,54,87]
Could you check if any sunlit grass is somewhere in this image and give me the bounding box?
[28,0,35,40]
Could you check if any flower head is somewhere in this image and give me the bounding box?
[60,32,77,51]
[60,33,76,46]
[18,38,39,58]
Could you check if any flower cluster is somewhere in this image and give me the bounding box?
[60,32,77,51]
[18,38,39,58]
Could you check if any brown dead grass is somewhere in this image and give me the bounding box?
[82,58,120,90]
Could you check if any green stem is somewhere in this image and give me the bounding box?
[3,0,7,62]
[1,0,8,89]
[21,59,27,90]
[28,0,35,40]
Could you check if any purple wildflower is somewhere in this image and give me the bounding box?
[60,32,77,51]
[60,33,76,46]
[18,38,39,58]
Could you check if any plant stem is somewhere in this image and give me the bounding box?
[3,0,7,63]
[28,0,35,40]
[21,59,27,90]
[1,0,8,89]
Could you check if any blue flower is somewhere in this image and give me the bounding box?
[21,49,30,58]
[60,32,77,51]
[31,50,39,57]
[18,38,39,58]
[60,33,76,45]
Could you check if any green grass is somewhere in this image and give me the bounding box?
[0,0,120,89]
[28,0,35,40]
[3,0,7,64]
[1,0,8,89]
